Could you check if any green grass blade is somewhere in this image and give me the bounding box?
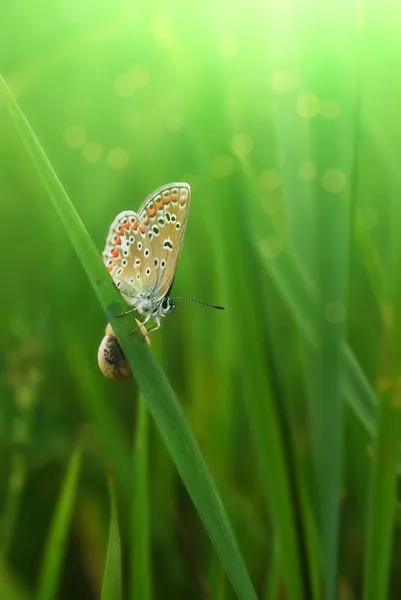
[223,188,305,600]
[101,476,122,600]
[240,158,378,439]
[36,441,83,600]
[131,395,152,600]
[0,74,257,600]
[307,10,355,594]
[364,238,401,599]
[363,389,401,600]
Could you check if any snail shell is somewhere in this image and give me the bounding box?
[98,322,149,381]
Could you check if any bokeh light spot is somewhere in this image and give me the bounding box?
[152,17,173,46]
[298,162,317,181]
[211,155,235,179]
[107,148,129,170]
[297,93,320,118]
[320,100,340,119]
[113,67,150,98]
[324,301,347,323]
[270,70,298,94]
[232,134,253,157]
[82,142,103,163]
[63,125,86,148]
[322,169,347,193]
[260,236,284,259]
[166,112,184,131]
[218,36,238,57]
[259,169,281,190]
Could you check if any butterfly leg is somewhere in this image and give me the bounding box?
[128,314,152,336]
[144,316,161,336]
[116,307,137,318]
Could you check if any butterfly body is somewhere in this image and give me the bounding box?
[102,182,190,333]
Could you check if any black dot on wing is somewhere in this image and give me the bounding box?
[152,226,159,235]
[144,248,150,257]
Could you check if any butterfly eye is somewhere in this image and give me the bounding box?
[162,297,169,310]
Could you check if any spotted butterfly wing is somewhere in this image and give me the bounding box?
[102,210,157,304]
[102,182,190,308]
[137,182,191,301]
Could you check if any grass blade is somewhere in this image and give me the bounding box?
[131,395,152,600]
[0,74,257,600]
[101,476,122,600]
[364,240,401,599]
[223,185,305,600]
[36,441,83,600]
[241,157,378,439]
[363,388,401,600]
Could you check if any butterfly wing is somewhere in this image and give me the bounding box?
[137,182,191,302]
[102,210,156,303]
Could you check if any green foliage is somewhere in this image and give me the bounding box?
[1,0,401,598]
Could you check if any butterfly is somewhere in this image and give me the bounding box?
[102,182,193,335]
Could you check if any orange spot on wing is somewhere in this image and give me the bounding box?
[132,221,139,230]
[179,199,187,206]
[108,265,114,272]
[115,237,121,245]
[148,207,156,217]
[139,225,146,234]
[143,217,149,225]
[163,197,171,204]
[123,222,130,229]
[117,228,124,235]
[156,201,163,210]
[111,249,119,258]
[171,190,179,200]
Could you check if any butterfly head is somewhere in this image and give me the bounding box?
[136,293,176,320]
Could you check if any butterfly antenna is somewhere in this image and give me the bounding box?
[172,297,225,310]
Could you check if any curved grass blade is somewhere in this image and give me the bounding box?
[0,74,257,600]
[131,395,152,600]
[36,440,83,600]
[101,475,122,600]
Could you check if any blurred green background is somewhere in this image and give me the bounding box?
[2,0,401,598]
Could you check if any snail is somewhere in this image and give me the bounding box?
[98,321,149,381]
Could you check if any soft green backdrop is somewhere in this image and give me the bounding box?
[1,0,401,599]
